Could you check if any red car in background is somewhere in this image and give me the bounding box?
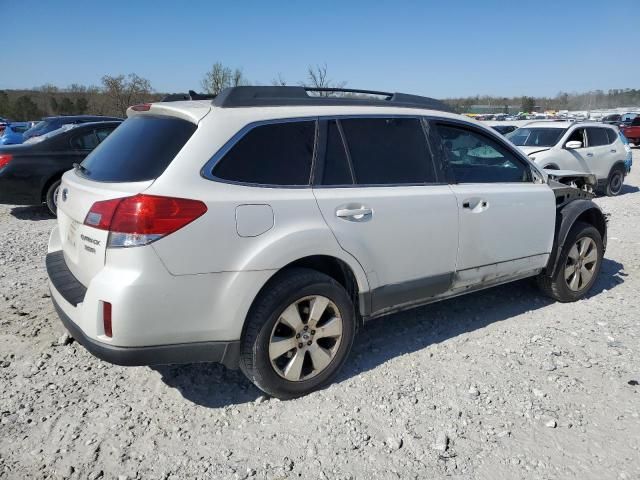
[620,116,640,146]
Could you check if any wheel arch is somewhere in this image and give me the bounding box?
[546,199,607,277]
[40,171,66,203]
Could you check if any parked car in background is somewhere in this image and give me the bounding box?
[620,116,640,146]
[618,131,633,173]
[0,121,121,215]
[620,113,638,125]
[45,86,607,398]
[507,121,628,196]
[491,124,518,135]
[601,114,621,125]
[0,122,32,145]
[22,115,122,142]
[0,117,10,134]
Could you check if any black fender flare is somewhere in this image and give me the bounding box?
[608,161,627,178]
[546,199,608,277]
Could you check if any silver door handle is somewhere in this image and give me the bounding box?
[586,153,594,157]
[336,207,372,221]
[610,149,617,153]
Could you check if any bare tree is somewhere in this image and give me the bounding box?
[303,64,346,96]
[201,62,249,95]
[101,73,153,117]
[271,73,288,86]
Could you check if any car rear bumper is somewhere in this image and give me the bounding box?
[51,294,240,368]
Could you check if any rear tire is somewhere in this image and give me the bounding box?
[239,268,356,399]
[45,179,61,216]
[537,221,603,302]
[605,166,625,196]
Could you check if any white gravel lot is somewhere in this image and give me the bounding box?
[1,151,639,480]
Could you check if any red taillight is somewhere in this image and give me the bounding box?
[84,194,207,247]
[0,154,13,169]
[130,103,151,111]
[103,302,112,337]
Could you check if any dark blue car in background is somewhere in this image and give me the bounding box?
[22,115,122,142]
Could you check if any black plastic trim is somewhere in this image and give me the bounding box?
[51,296,240,369]
[361,272,453,316]
[46,251,87,307]
[211,86,453,112]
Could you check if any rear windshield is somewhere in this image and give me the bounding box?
[79,115,196,182]
[507,127,567,147]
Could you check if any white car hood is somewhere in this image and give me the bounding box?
[518,146,552,156]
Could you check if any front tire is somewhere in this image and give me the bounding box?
[537,221,603,302]
[45,179,61,216]
[239,268,356,399]
[605,166,625,196]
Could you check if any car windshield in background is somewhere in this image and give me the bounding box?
[507,127,567,147]
[79,115,196,182]
[22,120,48,138]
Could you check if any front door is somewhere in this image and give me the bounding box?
[312,118,458,314]
[432,121,556,288]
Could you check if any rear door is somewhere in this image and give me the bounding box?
[432,120,555,288]
[313,117,458,314]
[586,126,619,180]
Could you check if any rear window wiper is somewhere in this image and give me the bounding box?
[73,163,91,176]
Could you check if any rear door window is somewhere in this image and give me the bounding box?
[586,127,610,147]
[338,117,435,185]
[80,115,196,182]
[320,120,354,185]
[213,121,315,186]
[70,130,99,150]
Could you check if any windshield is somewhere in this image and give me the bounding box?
[23,120,56,139]
[506,127,567,147]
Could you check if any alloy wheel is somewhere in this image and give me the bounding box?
[564,237,598,291]
[268,295,343,381]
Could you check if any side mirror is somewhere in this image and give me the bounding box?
[565,140,582,149]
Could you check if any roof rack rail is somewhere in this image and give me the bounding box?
[161,90,217,102]
[211,86,453,112]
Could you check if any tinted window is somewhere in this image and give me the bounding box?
[95,127,115,142]
[587,127,610,147]
[437,124,529,183]
[340,117,434,185]
[213,121,315,185]
[70,131,99,150]
[566,128,586,146]
[606,128,618,144]
[80,115,196,182]
[321,121,353,185]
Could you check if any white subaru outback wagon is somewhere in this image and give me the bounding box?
[47,87,607,398]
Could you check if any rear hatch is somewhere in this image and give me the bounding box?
[57,102,208,287]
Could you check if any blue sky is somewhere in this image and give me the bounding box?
[2,0,636,98]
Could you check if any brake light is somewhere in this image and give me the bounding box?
[130,103,151,111]
[0,154,13,169]
[84,194,207,247]
[103,302,112,337]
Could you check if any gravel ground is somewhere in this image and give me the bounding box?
[1,151,639,480]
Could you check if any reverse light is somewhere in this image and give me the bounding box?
[0,154,13,169]
[103,302,112,338]
[84,194,207,248]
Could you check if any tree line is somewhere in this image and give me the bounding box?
[1,62,638,121]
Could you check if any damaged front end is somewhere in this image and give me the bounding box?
[544,169,596,208]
